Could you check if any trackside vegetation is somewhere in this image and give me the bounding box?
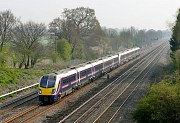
[133,75,180,123]
[0,67,54,84]
[133,8,180,123]
[0,67,23,84]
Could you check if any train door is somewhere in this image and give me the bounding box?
[119,54,121,65]
[77,71,80,86]
[90,64,94,78]
[102,59,105,74]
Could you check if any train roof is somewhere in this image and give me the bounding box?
[91,59,103,66]
[75,63,93,71]
[103,55,114,62]
[41,73,57,79]
[119,47,140,56]
[111,54,119,58]
[53,67,77,76]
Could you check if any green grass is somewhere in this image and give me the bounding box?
[0,65,57,85]
[0,67,23,84]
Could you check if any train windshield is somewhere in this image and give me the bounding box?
[40,75,56,88]
[47,79,55,88]
[40,78,48,88]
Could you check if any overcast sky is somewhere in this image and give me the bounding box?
[1,0,180,30]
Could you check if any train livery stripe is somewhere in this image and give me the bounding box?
[71,80,77,84]
[62,84,69,89]
[104,64,113,69]
[80,76,86,80]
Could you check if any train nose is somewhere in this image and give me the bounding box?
[39,95,58,103]
[41,88,53,95]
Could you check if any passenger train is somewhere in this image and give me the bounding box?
[38,47,140,103]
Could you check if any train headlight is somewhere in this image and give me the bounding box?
[52,89,56,94]
[38,89,42,94]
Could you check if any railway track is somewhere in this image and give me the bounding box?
[59,42,167,123]
[0,41,166,123]
[0,91,38,122]
[94,45,168,123]
[0,91,38,110]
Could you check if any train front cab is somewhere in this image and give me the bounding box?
[38,74,59,103]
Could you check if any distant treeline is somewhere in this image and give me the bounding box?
[0,7,170,69]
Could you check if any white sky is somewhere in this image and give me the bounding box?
[0,0,180,30]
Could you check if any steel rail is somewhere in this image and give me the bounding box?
[0,83,38,99]
[0,93,38,121]
[0,91,37,110]
[3,105,40,123]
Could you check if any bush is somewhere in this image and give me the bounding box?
[0,67,23,84]
[133,82,180,123]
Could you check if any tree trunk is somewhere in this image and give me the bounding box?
[31,59,36,68]
[19,63,23,69]
[25,55,30,69]
[13,61,16,68]
[0,42,3,52]
[71,42,77,59]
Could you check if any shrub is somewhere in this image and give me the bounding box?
[0,67,23,84]
[133,82,180,123]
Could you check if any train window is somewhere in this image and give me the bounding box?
[40,78,47,88]
[47,79,55,88]
[40,77,56,88]
[69,76,73,82]
[62,78,68,84]
[80,70,86,77]
[62,74,76,84]
[115,57,118,62]
[72,75,76,81]
[95,64,103,70]
[87,68,91,74]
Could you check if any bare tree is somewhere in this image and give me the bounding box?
[49,17,63,39]
[0,10,17,52]
[49,18,75,47]
[63,7,100,58]
[12,21,46,68]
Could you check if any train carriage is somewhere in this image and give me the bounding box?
[111,55,119,69]
[76,63,94,85]
[103,56,114,73]
[59,69,78,95]
[119,47,140,64]
[91,59,104,78]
